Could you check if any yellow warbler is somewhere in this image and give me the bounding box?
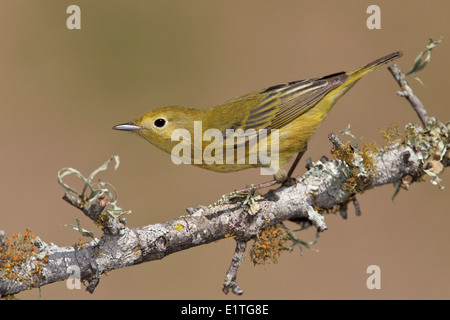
[114,52,402,183]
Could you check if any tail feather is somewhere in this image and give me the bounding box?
[320,51,403,109]
[349,51,403,79]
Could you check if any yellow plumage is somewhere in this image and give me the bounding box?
[114,52,402,182]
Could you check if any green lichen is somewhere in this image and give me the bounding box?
[209,186,262,215]
[402,119,449,189]
[330,138,379,195]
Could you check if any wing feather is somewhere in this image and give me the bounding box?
[222,72,349,148]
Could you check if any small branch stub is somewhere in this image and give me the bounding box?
[222,239,247,295]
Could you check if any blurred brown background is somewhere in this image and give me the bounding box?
[1,0,449,299]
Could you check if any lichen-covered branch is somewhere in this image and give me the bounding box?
[1,117,448,297]
[1,47,449,297]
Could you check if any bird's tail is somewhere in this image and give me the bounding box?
[318,51,403,113]
[348,51,403,81]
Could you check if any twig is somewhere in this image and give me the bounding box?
[388,63,430,127]
[328,133,345,150]
[62,192,126,237]
[222,239,247,295]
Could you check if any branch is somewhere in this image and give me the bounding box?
[1,118,448,297]
[388,63,430,127]
[222,239,247,295]
[1,55,449,298]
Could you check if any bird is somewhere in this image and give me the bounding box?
[113,51,402,189]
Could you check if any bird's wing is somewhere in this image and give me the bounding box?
[223,73,349,142]
[256,73,349,130]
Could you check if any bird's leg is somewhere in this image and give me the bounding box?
[287,144,308,179]
[283,144,308,186]
[236,144,308,193]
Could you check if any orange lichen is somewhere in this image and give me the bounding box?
[0,228,48,296]
[249,224,291,266]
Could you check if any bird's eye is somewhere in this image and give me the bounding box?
[154,118,166,128]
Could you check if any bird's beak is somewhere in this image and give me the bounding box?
[112,122,142,131]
